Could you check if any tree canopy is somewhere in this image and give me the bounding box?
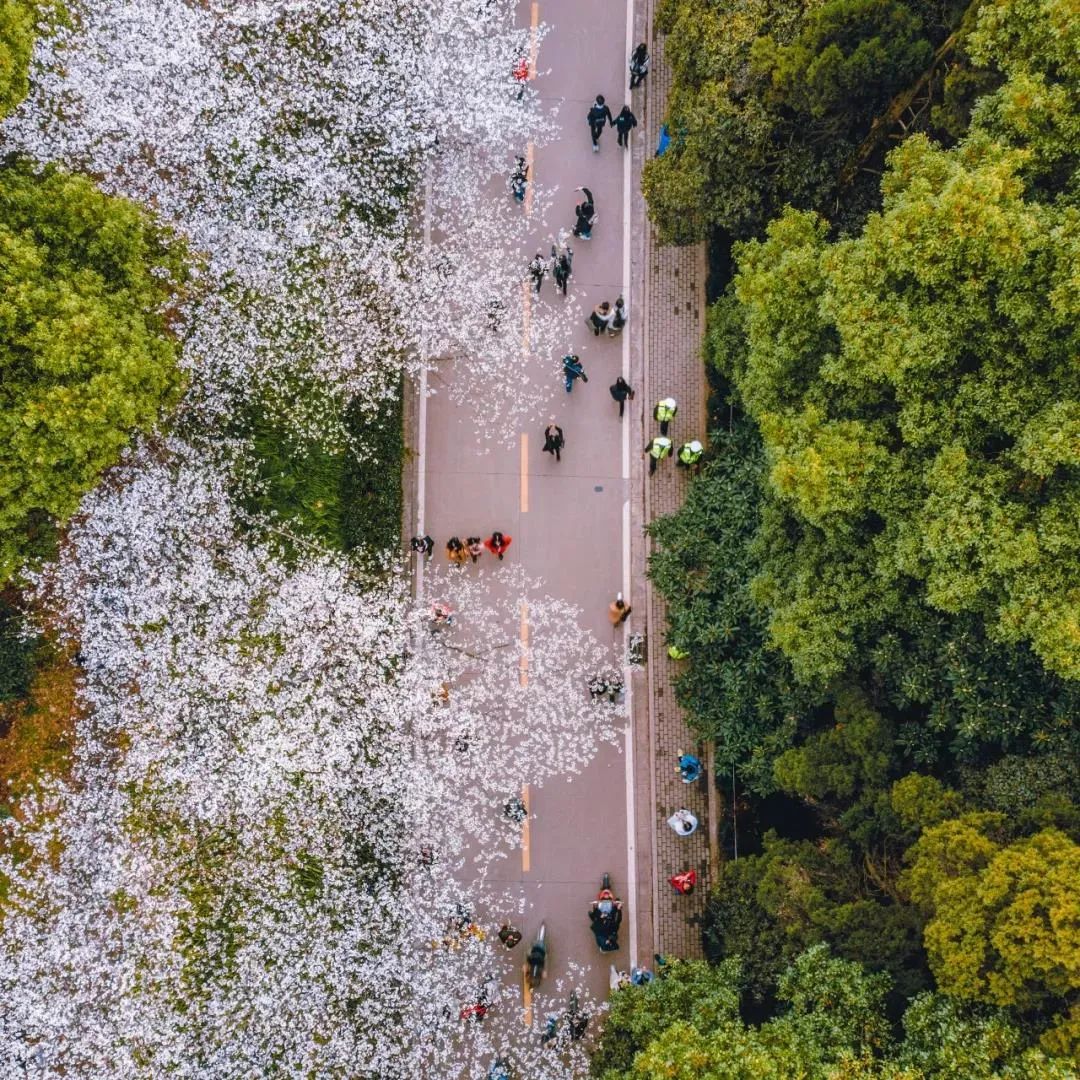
[0,161,186,582]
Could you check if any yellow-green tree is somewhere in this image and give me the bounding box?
[902,819,1080,1048]
[0,161,186,581]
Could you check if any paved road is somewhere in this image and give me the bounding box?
[419,0,641,1025]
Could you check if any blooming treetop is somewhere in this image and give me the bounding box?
[0,444,622,1076]
[3,0,566,443]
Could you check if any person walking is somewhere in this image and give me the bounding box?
[615,105,637,148]
[677,439,704,468]
[563,354,588,392]
[513,49,529,100]
[510,155,528,202]
[542,422,564,461]
[609,375,634,417]
[573,187,596,239]
[446,536,469,566]
[410,534,434,558]
[527,252,547,293]
[608,295,627,337]
[654,396,678,435]
[644,435,673,474]
[466,536,484,563]
[551,243,573,296]
[608,594,632,626]
[485,531,512,560]
[629,43,650,89]
[587,301,614,336]
[587,94,614,151]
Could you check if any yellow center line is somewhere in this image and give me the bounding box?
[524,140,535,217]
[519,432,529,513]
[520,782,531,872]
[522,963,533,1026]
[529,2,539,72]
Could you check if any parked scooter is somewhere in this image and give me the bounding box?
[527,923,547,987]
[588,873,623,952]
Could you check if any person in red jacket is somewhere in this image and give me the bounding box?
[484,531,512,560]
[513,51,529,100]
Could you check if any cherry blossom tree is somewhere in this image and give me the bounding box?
[0,443,620,1076]
[3,0,566,443]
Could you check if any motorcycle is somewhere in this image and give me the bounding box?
[588,873,623,952]
[527,923,547,987]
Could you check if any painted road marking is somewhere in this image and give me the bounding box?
[520,433,529,513]
[529,2,539,71]
[621,0,639,972]
[525,140,535,217]
[522,963,533,1026]
[519,601,529,686]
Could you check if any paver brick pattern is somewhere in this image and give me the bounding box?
[639,28,711,960]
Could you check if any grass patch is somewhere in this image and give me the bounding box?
[243,386,402,560]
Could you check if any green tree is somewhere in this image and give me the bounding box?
[0,160,186,581]
[0,1,43,119]
[648,417,817,792]
[644,0,950,242]
[902,823,1080,1016]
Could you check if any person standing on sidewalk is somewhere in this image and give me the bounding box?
[466,536,484,563]
[509,155,528,202]
[677,440,704,469]
[615,105,637,148]
[629,43,650,89]
[654,397,678,435]
[609,375,634,417]
[587,94,613,151]
[410,534,434,558]
[644,435,673,474]
[513,49,529,100]
[563,354,588,392]
[542,422,564,461]
[573,187,596,239]
[527,252,547,294]
[446,536,469,566]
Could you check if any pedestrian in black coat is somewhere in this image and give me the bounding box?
[615,105,637,148]
[609,376,634,418]
[573,187,596,239]
[629,43,650,89]
[587,95,614,151]
[527,252,547,293]
[542,423,565,461]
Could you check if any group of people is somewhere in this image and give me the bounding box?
[410,532,512,565]
[643,396,705,474]
[528,235,575,295]
[587,296,627,337]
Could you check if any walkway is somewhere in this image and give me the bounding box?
[628,19,713,959]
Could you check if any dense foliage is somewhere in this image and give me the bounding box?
[642,0,1080,1070]
[0,160,186,582]
[644,0,966,242]
[592,951,1075,1078]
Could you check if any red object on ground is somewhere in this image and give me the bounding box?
[669,870,697,895]
[460,1003,488,1022]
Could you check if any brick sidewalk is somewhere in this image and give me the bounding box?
[631,23,713,960]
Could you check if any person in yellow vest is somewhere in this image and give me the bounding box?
[677,439,703,469]
[644,435,672,474]
[653,397,677,435]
